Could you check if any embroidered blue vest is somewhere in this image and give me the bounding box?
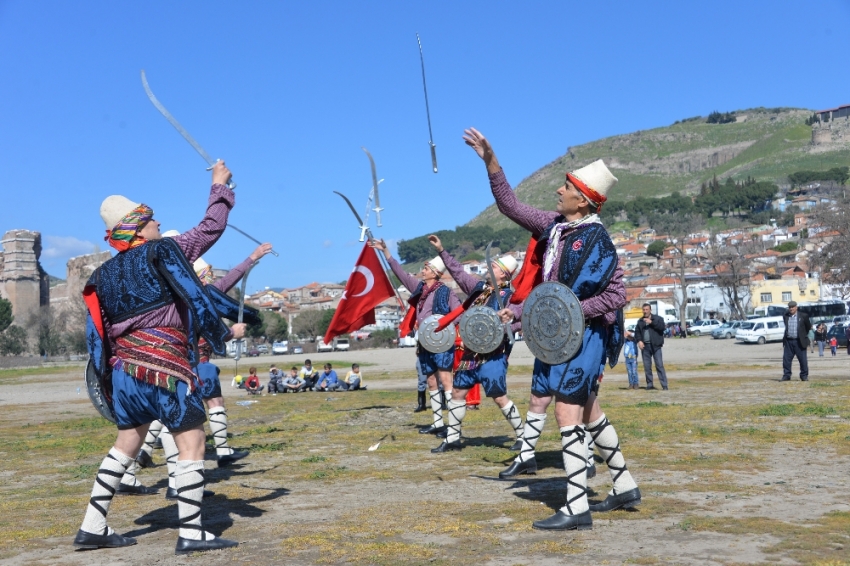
[409,282,452,316]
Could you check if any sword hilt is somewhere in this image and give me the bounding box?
[205,159,237,189]
[429,143,438,173]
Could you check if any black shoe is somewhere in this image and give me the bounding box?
[153,438,163,449]
[413,405,427,413]
[414,391,427,412]
[431,441,462,453]
[532,510,593,531]
[166,487,215,500]
[646,386,657,390]
[589,487,642,512]
[586,464,596,479]
[662,387,669,391]
[509,439,523,451]
[136,450,154,468]
[436,427,448,439]
[499,457,537,479]
[418,425,444,435]
[116,483,158,496]
[73,529,137,549]
[175,536,238,555]
[217,450,249,467]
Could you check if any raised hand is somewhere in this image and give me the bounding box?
[368,238,391,260]
[212,160,232,187]
[427,235,443,252]
[462,127,499,172]
[249,243,274,262]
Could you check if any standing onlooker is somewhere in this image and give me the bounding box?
[414,358,428,412]
[808,327,816,354]
[829,336,838,356]
[623,329,639,390]
[814,323,828,357]
[635,303,668,390]
[845,325,850,355]
[781,301,812,382]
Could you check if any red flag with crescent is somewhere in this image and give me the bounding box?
[323,243,395,344]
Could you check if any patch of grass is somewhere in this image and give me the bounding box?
[308,466,348,480]
[67,463,99,479]
[301,455,327,463]
[634,400,667,408]
[757,404,795,416]
[802,405,839,417]
[248,442,288,452]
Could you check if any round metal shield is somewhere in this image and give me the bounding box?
[522,281,585,365]
[459,306,504,354]
[85,359,117,424]
[418,314,455,353]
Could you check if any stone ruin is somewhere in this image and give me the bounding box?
[0,230,49,323]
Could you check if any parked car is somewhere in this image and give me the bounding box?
[272,341,289,355]
[317,337,333,353]
[246,347,261,357]
[827,324,848,348]
[291,345,304,355]
[735,316,785,345]
[256,344,269,354]
[687,319,722,336]
[712,321,743,340]
[398,334,417,348]
[333,338,350,351]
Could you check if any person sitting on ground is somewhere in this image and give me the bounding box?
[317,363,339,391]
[245,367,263,395]
[339,363,365,391]
[282,366,308,392]
[299,359,319,391]
[267,365,284,394]
[232,374,244,389]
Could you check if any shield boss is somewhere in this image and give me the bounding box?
[418,314,455,353]
[459,305,504,354]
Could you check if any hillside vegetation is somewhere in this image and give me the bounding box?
[467,107,850,230]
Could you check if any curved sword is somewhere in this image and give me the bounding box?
[140,69,236,189]
[227,223,279,257]
[233,262,256,365]
[334,191,369,242]
[361,147,383,227]
[485,242,514,345]
[416,33,438,174]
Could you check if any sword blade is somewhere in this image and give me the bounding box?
[227,223,279,257]
[334,191,367,227]
[485,242,513,344]
[361,147,382,226]
[416,34,438,174]
[141,70,216,165]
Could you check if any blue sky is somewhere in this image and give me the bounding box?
[2,1,849,294]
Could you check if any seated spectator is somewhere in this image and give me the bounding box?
[282,366,308,393]
[268,365,284,394]
[339,363,365,391]
[245,367,263,395]
[317,363,339,391]
[299,359,319,391]
[232,374,244,389]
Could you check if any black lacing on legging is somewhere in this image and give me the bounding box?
[504,403,523,438]
[560,426,587,515]
[447,401,465,439]
[90,453,123,535]
[177,469,207,540]
[588,416,627,492]
[518,414,544,462]
[209,409,229,452]
[429,391,443,425]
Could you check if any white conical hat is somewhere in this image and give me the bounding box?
[569,159,618,204]
[425,256,446,276]
[193,257,210,273]
[100,195,140,230]
[495,255,519,278]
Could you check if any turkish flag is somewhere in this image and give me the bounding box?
[323,243,395,344]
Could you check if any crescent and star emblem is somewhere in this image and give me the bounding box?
[342,266,375,301]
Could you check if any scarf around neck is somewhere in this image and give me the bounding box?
[542,213,602,281]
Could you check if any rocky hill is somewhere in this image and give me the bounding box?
[468,107,850,229]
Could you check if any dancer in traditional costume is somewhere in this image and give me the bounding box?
[143,243,272,501]
[370,239,461,437]
[75,162,249,554]
[464,128,639,531]
[426,235,524,453]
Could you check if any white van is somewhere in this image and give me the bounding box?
[735,316,785,345]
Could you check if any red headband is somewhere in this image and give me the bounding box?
[566,172,606,212]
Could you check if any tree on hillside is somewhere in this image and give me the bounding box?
[646,240,668,258]
[0,297,12,334]
[808,197,850,285]
[292,309,326,341]
[260,310,289,342]
[707,239,756,320]
[319,308,336,337]
[647,212,706,326]
[28,306,66,356]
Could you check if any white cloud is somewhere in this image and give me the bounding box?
[323,240,332,248]
[42,235,100,259]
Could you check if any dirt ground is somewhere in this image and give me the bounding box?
[1,337,848,565]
